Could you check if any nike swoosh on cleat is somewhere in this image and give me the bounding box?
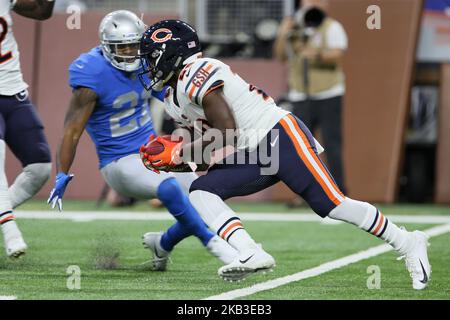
[239,254,255,264]
[419,259,428,284]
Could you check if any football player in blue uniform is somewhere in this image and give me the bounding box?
[47,11,236,270]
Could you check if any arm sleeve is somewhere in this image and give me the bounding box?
[182,60,225,106]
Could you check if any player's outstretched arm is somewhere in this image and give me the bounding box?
[57,87,96,174]
[48,87,97,211]
[12,0,55,21]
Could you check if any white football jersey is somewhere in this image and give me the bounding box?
[0,0,28,96]
[165,57,289,151]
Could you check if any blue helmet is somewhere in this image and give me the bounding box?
[139,20,201,91]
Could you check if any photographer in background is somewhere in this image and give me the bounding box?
[274,0,348,206]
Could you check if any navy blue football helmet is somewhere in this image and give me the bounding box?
[139,20,201,91]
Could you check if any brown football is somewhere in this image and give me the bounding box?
[143,140,165,155]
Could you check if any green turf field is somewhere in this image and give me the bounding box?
[17,199,450,215]
[0,200,449,300]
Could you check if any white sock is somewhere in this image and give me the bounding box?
[328,197,411,255]
[189,190,258,252]
[1,216,21,240]
[0,210,15,228]
[206,235,238,264]
[8,162,51,208]
[0,140,17,237]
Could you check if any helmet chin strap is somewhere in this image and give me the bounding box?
[149,68,174,92]
[147,51,184,91]
[151,79,165,92]
[156,55,183,88]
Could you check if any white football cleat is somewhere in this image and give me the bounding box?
[398,230,431,290]
[142,231,170,271]
[218,246,275,282]
[206,235,238,265]
[2,221,27,259]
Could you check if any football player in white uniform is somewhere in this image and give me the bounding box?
[0,0,55,258]
[138,20,431,289]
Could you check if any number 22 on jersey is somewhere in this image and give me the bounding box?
[110,89,152,138]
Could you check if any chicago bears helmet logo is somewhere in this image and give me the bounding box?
[150,28,173,43]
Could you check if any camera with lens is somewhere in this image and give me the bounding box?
[288,6,327,43]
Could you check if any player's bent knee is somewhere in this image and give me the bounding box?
[308,198,342,218]
[157,178,196,216]
[23,142,52,167]
[25,162,52,186]
[157,177,183,204]
[189,178,225,200]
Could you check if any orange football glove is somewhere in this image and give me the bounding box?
[140,135,183,173]
[140,134,160,173]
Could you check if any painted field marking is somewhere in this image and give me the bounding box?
[14,211,450,224]
[0,296,17,300]
[205,223,450,300]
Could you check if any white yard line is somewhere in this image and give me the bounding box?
[205,223,450,300]
[13,210,450,224]
[0,296,17,300]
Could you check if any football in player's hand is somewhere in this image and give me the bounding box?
[141,135,183,156]
[143,140,165,156]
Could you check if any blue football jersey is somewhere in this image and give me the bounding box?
[69,47,165,168]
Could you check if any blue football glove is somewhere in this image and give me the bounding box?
[47,172,74,211]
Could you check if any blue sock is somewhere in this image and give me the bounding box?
[157,178,214,248]
[160,222,190,252]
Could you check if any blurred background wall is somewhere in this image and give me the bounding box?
[6,0,448,204]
